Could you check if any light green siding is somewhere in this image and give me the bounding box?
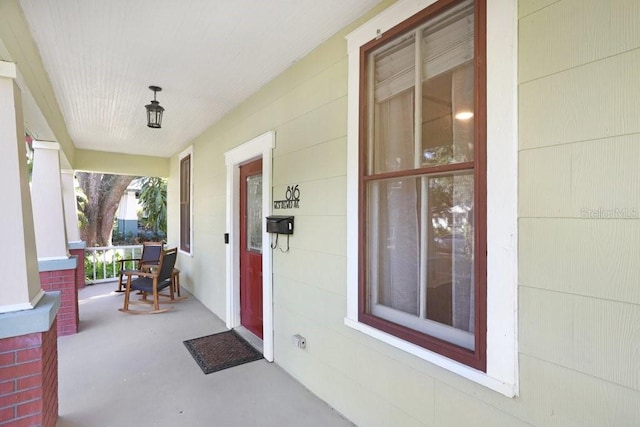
[517,0,640,426]
[520,218,640,303]
[519,50,640,150]
[519,0,640,83]
[166,0,640,425]
[517,354,640,426]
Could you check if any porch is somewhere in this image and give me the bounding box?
[56,282,352,427]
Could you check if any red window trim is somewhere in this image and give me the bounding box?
[357,0,487,371]
[180,154,191,253]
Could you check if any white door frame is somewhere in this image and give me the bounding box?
[224,131,275,362]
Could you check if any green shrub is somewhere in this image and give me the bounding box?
[84,251,129,282]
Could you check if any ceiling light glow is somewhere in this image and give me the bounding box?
[455,111,474,120]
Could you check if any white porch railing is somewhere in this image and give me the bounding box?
[84,245,144,284]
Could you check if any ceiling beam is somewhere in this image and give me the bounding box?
[74,149,170,178]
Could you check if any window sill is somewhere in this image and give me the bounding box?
[178,249,193,257]
[344,317,517,397]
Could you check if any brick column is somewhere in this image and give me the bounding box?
[38,266,78,336]
[68,242,86,290]
[0,294,60,427]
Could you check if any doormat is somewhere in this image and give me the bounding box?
[183,329,262,374]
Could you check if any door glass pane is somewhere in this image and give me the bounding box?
[246,174,262,253]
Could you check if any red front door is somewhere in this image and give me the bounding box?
[239,158,263,339]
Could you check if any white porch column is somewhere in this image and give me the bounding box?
[31,140,69,260]
[30,128,79,336]
[61,169,81,243]
[0,61,44,312]
[61,168,87,289]
[0,61,60,427]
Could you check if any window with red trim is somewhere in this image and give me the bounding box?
[180,153,191,253]
[358,0,486,370]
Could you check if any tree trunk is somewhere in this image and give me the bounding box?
[77,173,136,246]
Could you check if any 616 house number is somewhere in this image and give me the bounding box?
[274,185,300,209]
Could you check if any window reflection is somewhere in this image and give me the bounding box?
[246,174,262,252]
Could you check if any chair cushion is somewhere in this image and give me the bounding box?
[130,277,172,293]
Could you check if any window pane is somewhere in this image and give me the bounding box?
[366,177,420,316]
[246,174,262,252]
[421,63,474,166]
[369,1,475,173]
[426,173,474,333]
[373,34,416,103]
[372,35,416,175]
[420,1,474,166]
[420,0,474,81]
[365,172,475,349]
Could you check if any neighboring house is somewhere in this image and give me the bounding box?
[1,0,639,426]
[116,179,141,237]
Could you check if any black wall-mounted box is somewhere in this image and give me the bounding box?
[266,215,294,234]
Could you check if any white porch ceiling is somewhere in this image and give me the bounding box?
[18,0,382,158]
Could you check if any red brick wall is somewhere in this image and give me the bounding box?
[0,319,58,427]
[68,248,86,290]
[39,270,78,336]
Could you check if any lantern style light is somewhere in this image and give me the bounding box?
[145,86,164,128]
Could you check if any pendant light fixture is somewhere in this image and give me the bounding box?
[145,86,164,128]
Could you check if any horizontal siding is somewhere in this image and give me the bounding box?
[519,0,640,82]
[518,143,572,218]
[518,0,559,18]
[518,1,640,426]
[519,133,640,217]
[277,215,346,256]
[517,354,640,426]
[274,96,348,157]
[273,248,347,296]
[519,48,640,150]
[520,218,640,305]
[274,301,434,427]
[519,286,640,390]
[462,353,640,426]
[273,137,347,186]
[433,383,531,427]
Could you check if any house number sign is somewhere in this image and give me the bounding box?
[274,185,300,209]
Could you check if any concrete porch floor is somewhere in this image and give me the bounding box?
[56,283,352,427]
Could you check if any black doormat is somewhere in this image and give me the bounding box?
[183,329,262,374]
